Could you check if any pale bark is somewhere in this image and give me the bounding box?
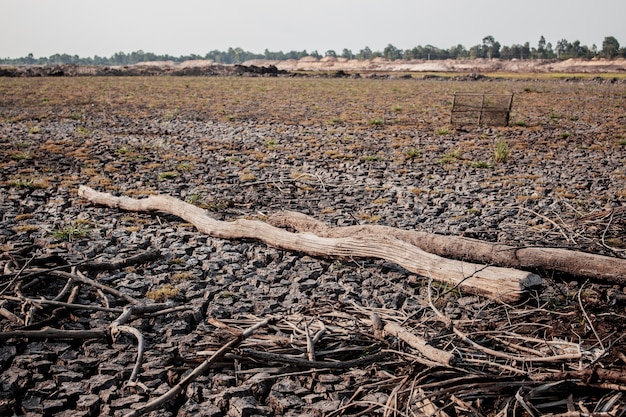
[268,211,626,285]
[78,186,542,302]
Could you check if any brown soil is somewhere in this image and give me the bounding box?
[1,76,625,416]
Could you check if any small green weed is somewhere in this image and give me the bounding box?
[10,151,33,161]
[186,194,228,211]
[364,154,383,162]
[158,171,178,180]
[369,118,384,126]
[116,145,132,155]
[470,161,493,169]
[493,140,510,163]
[177,162,194,171]
[435,127,451,135]
[404,147,421,159]
[439,150,463,164]
[51,222,92,241]
[76,125,91,137]
[264,139,279,148]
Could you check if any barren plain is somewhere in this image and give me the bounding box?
[1,74,626,416]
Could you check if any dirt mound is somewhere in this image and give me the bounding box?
[0,62,288,77]
[245,57,626,73]
[1,58,625,78]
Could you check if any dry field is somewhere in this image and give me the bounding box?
[1,75,626,416]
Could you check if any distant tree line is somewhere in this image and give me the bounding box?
[1,36,623,66]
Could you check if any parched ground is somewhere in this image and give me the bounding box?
[1,75,626,416]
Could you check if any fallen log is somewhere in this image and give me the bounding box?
[78,186,541,302]
[268,211,626,285]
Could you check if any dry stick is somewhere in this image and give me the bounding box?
[22,268,140,305]
[0,303,172,341]
[78,186,541,302]
[383,322,455,366]
[304,321,316,362]
[235,348,391,369]
[601,210,626,253]
[124,317,270,417]
[0,301,24,325]
[0,254,36,297]
[1,295,123,314]
[577,281,605,354]
[426,279,582,366]
[0,327,108,340]
[110,306,146,389]
[83,249,162,271]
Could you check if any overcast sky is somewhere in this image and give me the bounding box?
[2,0,625,58]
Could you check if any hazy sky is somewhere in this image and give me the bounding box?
[2,0,625,58]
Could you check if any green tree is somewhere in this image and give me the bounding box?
[383,44,401,60]
[601,36,620,58]
[555,39,569,58]
[357,46,373,60]
[482,35,500,59]
[537,35,547,58]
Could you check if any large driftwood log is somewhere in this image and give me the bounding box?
[78,186,541,302]
[268,211,626,285]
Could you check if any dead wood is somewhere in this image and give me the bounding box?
[124,318,270,417]
[231,348,392,369]
[267,210,626,284]
[382,322,454,366]
[78,186,541,302]
[82,249,162,271]
[0,326,108,340]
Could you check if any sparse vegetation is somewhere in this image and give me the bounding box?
[13,225,39,234]
[404,147,420,159]
[146,284,180,302]
[6,177,50,189]
[470,161,493,169]
[171,271,194,281]
[364,154,384,162]
[158,171,178,180]
[10,151,33,161]
[51,222,92,241]
[440,149,463,164]
[493,140,510,163]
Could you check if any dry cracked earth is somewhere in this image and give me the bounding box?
[1,74,626,416]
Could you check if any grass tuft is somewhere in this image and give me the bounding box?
[493,140,510,163]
